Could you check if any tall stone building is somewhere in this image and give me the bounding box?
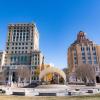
[68,31,100,82]
[3,23,44,82]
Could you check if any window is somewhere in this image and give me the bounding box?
[83,61,86,64]
[93,52,96,55]
[21,56,23,61]
[35,58,37,60]
[26,35,29,38]
[18,56,20,61]
[88,61,92,64]
[34,77,36,80]
[92,47,96,51]
[25,47,28,49]
[35,62,37,65]
[11,57,13,62]
[22,43,24,45]
[7,47,9,50]
[82,53,85,56]
[74,49,76,55]
[23,33,25,35]
[86,47,90,51]
[94,56,97,60]
[33,54,37,57]
[13,36,15,39]
[24,56,27,61]
[82,57,85,60]
[88,56,91,60]
[13,32,16,35]
[17,33,19,35]
[27,33,29,35]
[23,36,25,38]
[94,61,97,64]
[74,53,76,56]
[74,57,77,60]
[87,52,91,55]
[14,56,16,62]
[17,27,19,29]
[74,56,77,64]
[74,61,77,64]
[11,51,13,54]
[81,47,84,51]
[20,33,22,35]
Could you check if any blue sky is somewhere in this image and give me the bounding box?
[0,0,100,69]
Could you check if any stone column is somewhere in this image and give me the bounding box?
[8,74,10,85]
[8,73,12,86]
[10,75,13,86]
[29,76,32,84]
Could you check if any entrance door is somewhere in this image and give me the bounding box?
[96,76,100,83]
[12,72,16,82]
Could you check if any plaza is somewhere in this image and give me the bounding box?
[1,84,100,97]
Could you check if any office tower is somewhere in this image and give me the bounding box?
[4,23,44,82]
[68,31,100,82]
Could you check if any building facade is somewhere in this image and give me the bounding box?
[3,23,44,83]
[68,31,100,83]
[0,51,6,71]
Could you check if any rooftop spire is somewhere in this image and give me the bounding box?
[77,31,86,42]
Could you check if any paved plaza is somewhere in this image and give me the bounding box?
[0,84,100,96]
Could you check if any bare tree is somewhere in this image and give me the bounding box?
[63,68,70,82]
[16,67,31,85]
[75,64,96,85]
[0,71,5,82]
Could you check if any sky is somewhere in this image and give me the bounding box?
[0,0,100,69]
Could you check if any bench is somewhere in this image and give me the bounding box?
[13,92,25,96]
